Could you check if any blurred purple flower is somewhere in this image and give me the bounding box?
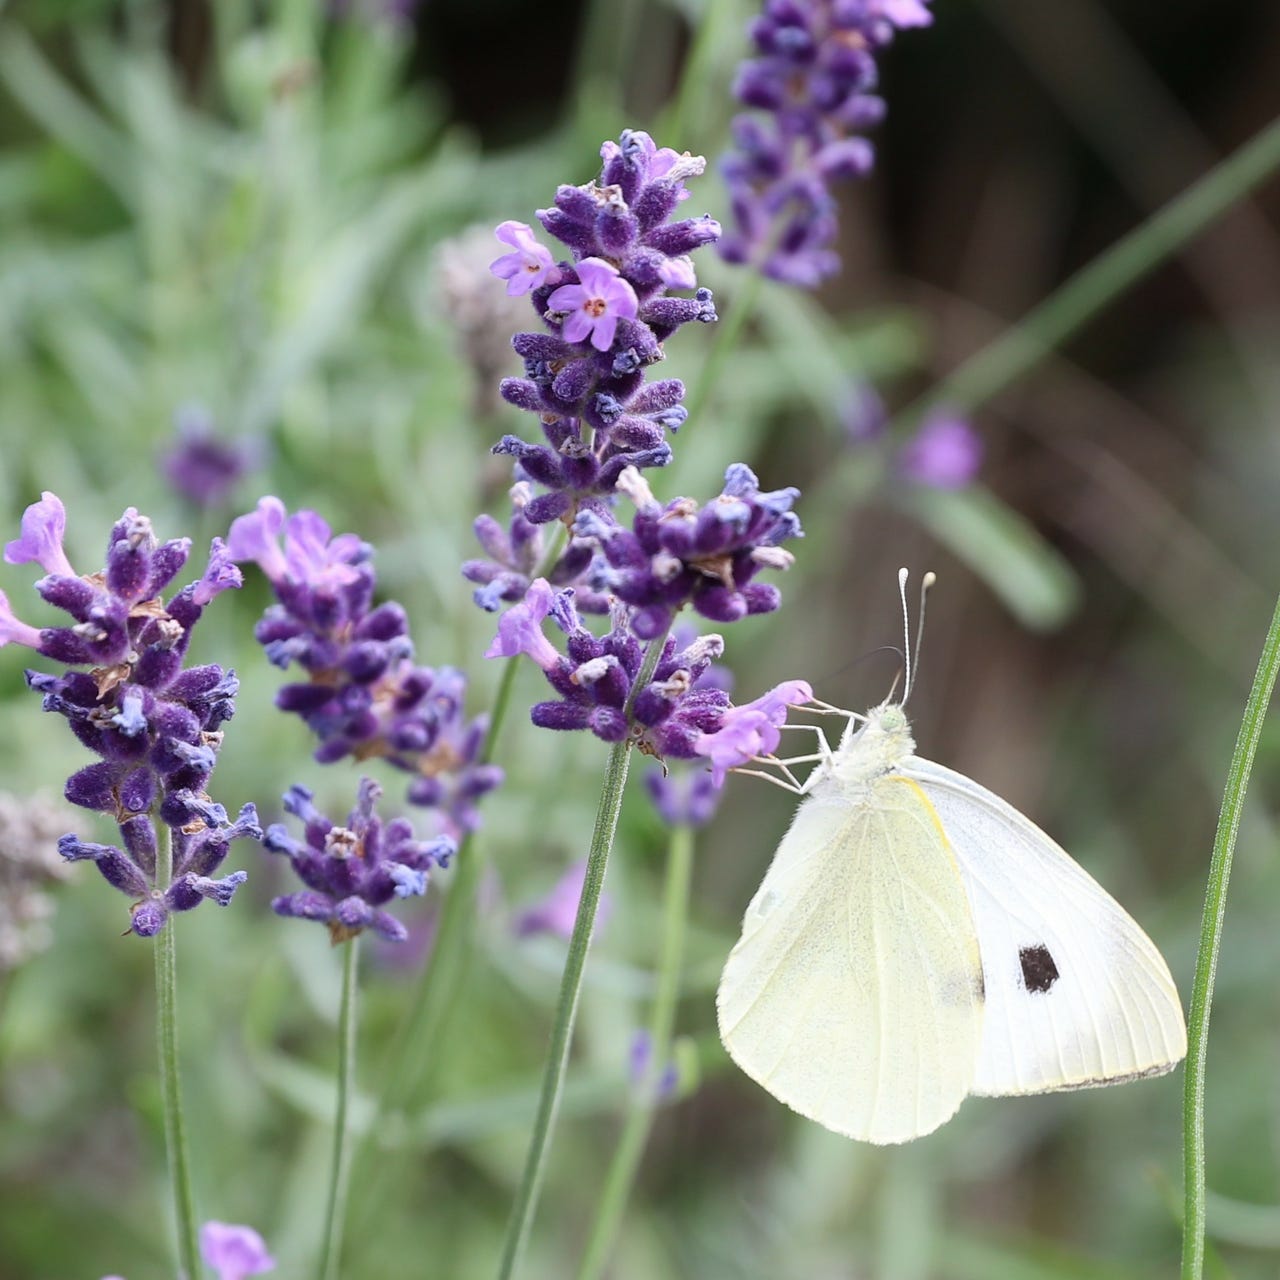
[629,1029,679,1101]
[898,412,984,489]
[719,0,934,287]
[515,860,611,940]
[645,767,722,827]
[841,382,888,444]
[162,407,259,508]
[200,1221,275,1280]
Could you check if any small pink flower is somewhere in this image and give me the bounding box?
[546,258,639,352]
[516,860,611,939]
[199,1220,275,1280]
[694,679,814,786]
[226,496,288,582]
[4,490,75,578]
[490,220,561,296]
[484,578,560,670]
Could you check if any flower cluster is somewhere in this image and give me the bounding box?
[227,497,501,837]
[1,493,257,937]
[575,463,800,639]
[477,132,814,791]
[263,776,454,944]
[471,127,720,590]
[719,0,934,287]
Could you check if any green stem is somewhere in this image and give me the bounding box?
[575,821,696,1280]
[680,268,764,439]
[319,936,360,1280]
[1181,590,1280,1280]
[385,525,570,1111]
[154,825,200,1280]
[347,530,571,1237]
[897,113,1280,427]
[497,630,671,1280]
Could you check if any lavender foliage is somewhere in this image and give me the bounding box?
[719,0,934,287]
[1,492,258,937]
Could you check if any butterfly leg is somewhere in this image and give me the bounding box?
[727,766,805,795]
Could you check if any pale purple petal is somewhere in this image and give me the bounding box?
[485,578,560,669]
[694,679,813,785]
[875,0,934,27]
[0,588,42,650]
[199,1221,275,1280]
[192,538,244,607]
[5,491,75,577]
[490,220,559,296]
[226,496,289,582]
[282,511,362,591]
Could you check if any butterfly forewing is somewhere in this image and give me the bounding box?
[717,775,986,1143]
[905,758,1187,1095]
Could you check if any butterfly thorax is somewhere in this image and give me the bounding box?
[819,701,917,792]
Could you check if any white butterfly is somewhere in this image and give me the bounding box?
[716,571,1187,1144]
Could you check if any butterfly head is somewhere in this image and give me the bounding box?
[827,698,916,785]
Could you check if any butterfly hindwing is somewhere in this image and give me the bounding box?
[717,776,985,1143]
[905,757,1187,1096]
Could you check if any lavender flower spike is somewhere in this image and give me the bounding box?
[263,776,454,944]
[719,0,934,286]
[1,494,255,937]
[228,496,502,837]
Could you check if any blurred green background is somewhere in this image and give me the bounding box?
[1,0,1279,1277]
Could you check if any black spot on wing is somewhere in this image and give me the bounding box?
[1018,944,1059,994]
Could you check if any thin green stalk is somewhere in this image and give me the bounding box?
[897,113,1280,427]
[154,824,200,1280]
[575,821,696,1280]
[319,936,360,1280]
[1181,590,1280,1279]
[497,630,671,1280]
[382,525,569,1113]
[347,530,570,1240]
[680,267,764,439]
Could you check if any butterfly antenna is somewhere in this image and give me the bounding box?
[897,568,938,706]
[897,567,912,704]
[906,571,937,706]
